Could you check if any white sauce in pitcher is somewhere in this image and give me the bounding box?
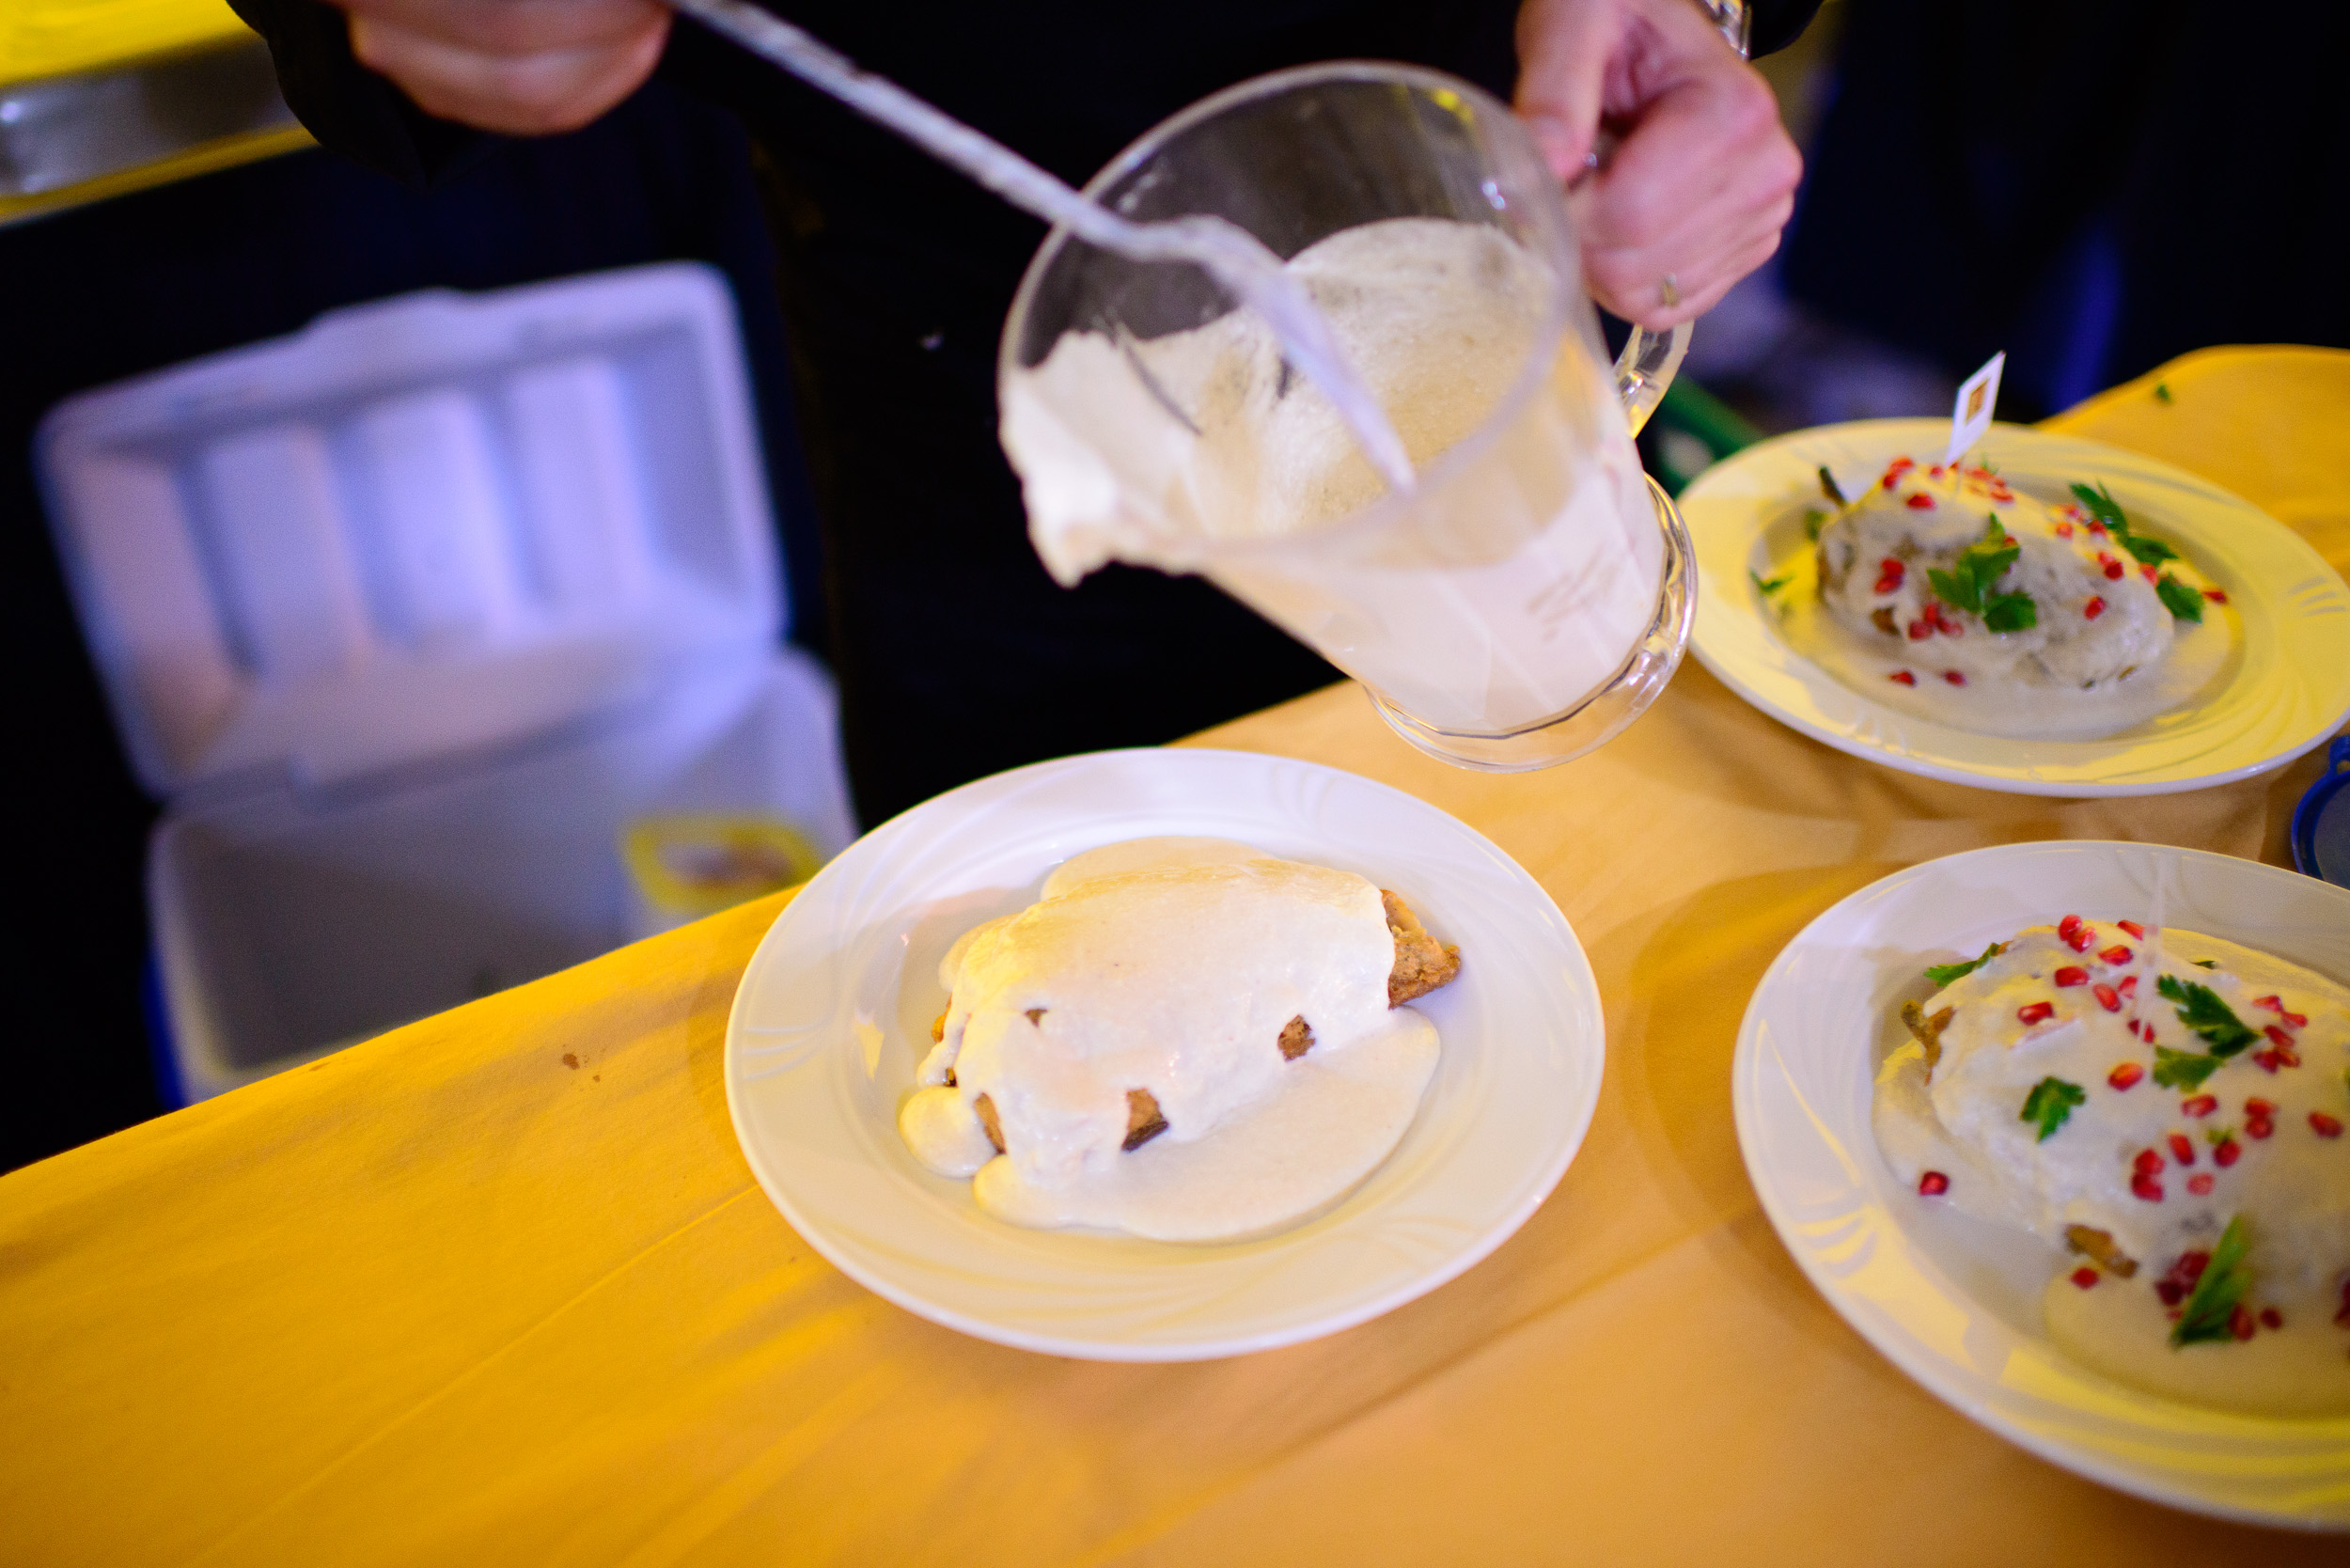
[898,837,1441,1242]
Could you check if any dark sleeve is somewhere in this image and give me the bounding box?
[1748,0,1826,56]
[227,0,499,186]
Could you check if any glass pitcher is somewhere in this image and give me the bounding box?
[998,61,1695,772]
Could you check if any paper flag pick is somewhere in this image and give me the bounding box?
[1946,351,2004,466]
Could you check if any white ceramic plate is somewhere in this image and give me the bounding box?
[1681,418,2350,795]
[724,748,1601,1360]
[1732,840,2350,1529]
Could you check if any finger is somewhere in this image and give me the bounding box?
[350,15,669,133]
[1583,202,1790,328]
[341,0,666,56]
[1512,0,1627,180]
[1580,64,1794,259]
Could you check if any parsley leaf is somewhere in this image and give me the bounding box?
[2170,1215,2253,1348]
[2154,382,2173,404]
[1924,943,2002,988]
[2071,479,2184,567]
[2020,1076,2086,1142]
[1818,465,1845,505]
[1927,517,2034,631]
[1750,570,1793,597]
[1803,508,1827,541]
[2156,573,2206,622]
[2070,480,2126,531]
[1982,590,2039,632]
[2157,974,2258,1056]
[2152,1046,2223,1090]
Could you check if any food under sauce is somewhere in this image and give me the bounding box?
[1873,916,2350,1415]
[899,838,1449,1242]
[1789,458,2231,739]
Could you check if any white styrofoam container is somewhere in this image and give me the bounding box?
[38,263,854,1102]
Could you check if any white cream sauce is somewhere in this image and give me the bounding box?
[1873,918,2350,1414]
[899,837,1442,1243]
[1779,460,2232,739]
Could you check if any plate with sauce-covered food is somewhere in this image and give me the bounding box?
[725,748,1601,1360]
[1681,419,2350,794]
[1734,839,2350,1529]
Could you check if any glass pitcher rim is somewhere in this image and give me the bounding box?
[995,58,1588,564]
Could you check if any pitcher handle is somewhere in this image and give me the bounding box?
[1613,320,1688,440]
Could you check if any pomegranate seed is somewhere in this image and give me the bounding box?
[2080,595,2105,619]
[1929,464,1946,478]
[2056,521,2076,539]
[1918,1170,1950,1196]
[2248,1117,2276,1140]
[2131,1173,2165,1201]
[2169,1133,2196,1165]
[2260,1308,2282,1330]
[2247,1098,2277,1117]
[2140,563,2160,583]
[2187,1173,2215,1196]
[2214,1137,2242,1167]
[2125,1019,2143,1040]
[2098,945,2133,964]
[2058,913,2083,939]
[1906,493,1935,510]
[2118,920,2146,939]
[1888,670,1918,685]
[2016,1001,2055,1025]
[2156,1280,2186,1306]
[2312,1113,2344,1138]
[2264,1024,2295,1049]
[2182,1094,2218,1117]
[2116,975,2138,998]
[1943,670,1966,686]
[1875,557,1905,590]
[2203,588,2228,604]
[2086,520,2107,538]
[2274,1042,2301,1068]
[2178,1252,2210,1285]
[2054,966,2090,987]
[2132,1147,2165,1176]
[2065,928,2095,954]
[2253,996,2309,1027]
[2071,1267,2101,1290]
[2108,1062,2144,1090]
[1907,619,1933,640]
[2102,557,2124,581]
[2092,983,2122,1012]
[2231,1303,2256,1341]
[2253,1049,2281,1074]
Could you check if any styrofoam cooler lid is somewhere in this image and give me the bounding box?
[37,262,784,797]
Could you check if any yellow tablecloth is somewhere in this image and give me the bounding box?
[5,348,2347,1565]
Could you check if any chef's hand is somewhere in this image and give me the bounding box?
[336,0,669,134]
[1515,0,1803,329]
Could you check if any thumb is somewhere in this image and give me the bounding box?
[1513,0,1622,180]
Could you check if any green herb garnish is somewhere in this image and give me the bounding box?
[2070,479,2180,565]
[2155,573,2206,622]
[2021,1076,2086,1142]
[1924,943,2002,988]
[2193,959,2217,969]
[1803,508,1827,541]
[1818,465,1845,505]
[2154,382,2173,404]
[2157,974,2258,1056]
[2170,1215,2253,1347]
[1750,570,1793,597]
[1927,516,2037,630]
[2152,1046,2223,1091]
